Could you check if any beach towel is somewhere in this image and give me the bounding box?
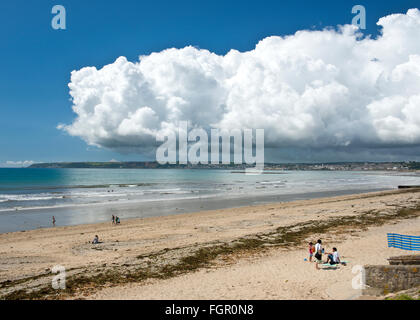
[320,264,339,269]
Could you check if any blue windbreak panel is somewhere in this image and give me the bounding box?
[387,233,420,251]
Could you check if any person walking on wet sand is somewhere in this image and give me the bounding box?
[52,216,56,227]
[112,215,115,225]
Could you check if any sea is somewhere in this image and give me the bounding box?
[0,168,419,233]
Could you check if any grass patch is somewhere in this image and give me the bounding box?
[386,294,419,300]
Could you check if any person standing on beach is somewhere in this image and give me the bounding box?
[314,239,323,262]
[112,215,115,225]
[52,216,56,227]
[308,242,315,262]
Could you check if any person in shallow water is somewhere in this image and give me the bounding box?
[52,216,56,227]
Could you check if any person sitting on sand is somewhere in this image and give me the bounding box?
[308,242,315,262]
[325,247,340,265]
[314,239,323,262]
[92,235,99,244]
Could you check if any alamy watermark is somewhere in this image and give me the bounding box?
[51,265,66,290]
[49,5,366,32]
[351,265,366,290]
[352,5,366,30]
[156,122,264,174]
[51,5,66,30]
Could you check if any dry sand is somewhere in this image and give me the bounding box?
[91,218,419,300]
[0,189,419,299]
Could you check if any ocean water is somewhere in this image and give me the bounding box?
[0,168,419,233]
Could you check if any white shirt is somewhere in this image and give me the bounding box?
[315,243,322,254]
[332,251,340,262]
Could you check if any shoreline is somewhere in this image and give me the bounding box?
[1,188,419,299]
[0,187,390,234]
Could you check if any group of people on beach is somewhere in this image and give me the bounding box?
[51,215,120,245]
[91,215,121,244]
[111,214,121,225]
[91,214,122,244]
[308,239,341,267]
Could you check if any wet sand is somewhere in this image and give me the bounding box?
[0,188,387,234]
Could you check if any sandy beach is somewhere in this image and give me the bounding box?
[1,188,419,300]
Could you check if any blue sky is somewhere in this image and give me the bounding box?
[1,0,419,165]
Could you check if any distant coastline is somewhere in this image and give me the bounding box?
[28,161,420,171]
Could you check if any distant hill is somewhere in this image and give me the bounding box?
[28,162,242,169]
[27,161,420,171]
[29,162,183,169]
[407,162,420,170]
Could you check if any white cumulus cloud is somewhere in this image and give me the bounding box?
[59,9,420,159]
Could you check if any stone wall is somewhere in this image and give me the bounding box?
[388,255,420,265]
[364,265,420,295]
